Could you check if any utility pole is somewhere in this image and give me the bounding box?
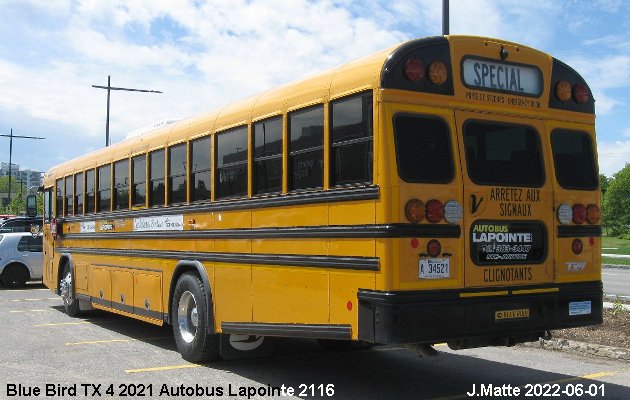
[92,75,162,147]
[0,129,45,206]
[443,0,449,35]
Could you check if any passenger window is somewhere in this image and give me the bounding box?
[331,92,373,186]
[75,172,84,215]
[289,106,323,190]
[114,159,129,210]
[132,155,146,207]
[18,236,42,252]
[149,149,165,207]
[394,115,454,183]
[55,178,63,217]
[85,169,95,213]
[97,164,111,212]
[551,129,597,190]
[168,144,187,204]
[254,117,282,194]
[190,137,211,201]
[464,121,543,187]
[64,176,73,216]
[216,127,248,199]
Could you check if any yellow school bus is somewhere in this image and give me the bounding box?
[42,35,602,362]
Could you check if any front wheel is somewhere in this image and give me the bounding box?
[172,273,219,362]
[60,265,80,317]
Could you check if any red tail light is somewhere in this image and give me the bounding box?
[404,58,425,82]
[425,200,445,223]
[572,239,583,254]
[573,84,589,104]
[427,240,441,257]
[572,204,586,224]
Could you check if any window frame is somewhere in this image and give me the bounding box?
[253,116,283,195]
[55,178,63,217]
[215,126,248,200]
[330,92,374,187]
[288,105,324,191]
[96,164,112,213]
[190,136,212,202]
[131,154,147,207]
[550,129,598,191]
[113,158,130,210]
[149,149,166,207]
[74,172,84,215]
[85,169,95,214]
[168,143,188,205]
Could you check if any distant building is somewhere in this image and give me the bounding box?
[0,162,43,206]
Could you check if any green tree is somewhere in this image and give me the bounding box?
[599,173,609,195]
[602,163,630,237]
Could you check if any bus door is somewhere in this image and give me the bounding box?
[42,187,54,287]
[455,110,554,288]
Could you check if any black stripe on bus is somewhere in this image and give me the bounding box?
[61,223,461,241]
[77,293,163,320]
[221,322,352,340]
[557,225,602,238]
[61,185,380,223]
[56,247,380,271]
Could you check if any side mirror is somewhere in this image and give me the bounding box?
[26,195,37,217]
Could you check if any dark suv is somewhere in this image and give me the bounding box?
[0,216,42,233]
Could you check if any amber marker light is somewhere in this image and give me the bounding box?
[428,61,448,85]
[586,204,601,224]
[555,80,572,102]
[405,199,425,223]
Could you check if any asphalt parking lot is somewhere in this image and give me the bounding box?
[2,282,630,400]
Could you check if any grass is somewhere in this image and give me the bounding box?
[602,235,630,267]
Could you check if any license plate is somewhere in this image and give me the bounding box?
[569,301,591,316]
[419,258,450,279]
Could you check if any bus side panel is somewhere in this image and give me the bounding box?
[214,263,252,327]
[89,266,111,308]
[133,271,163,319]
[251,267,328,324]
[329,271,375,338]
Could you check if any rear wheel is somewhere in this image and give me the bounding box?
[172,273,219,362]
[60,264,80,317]
[1,263,29,288]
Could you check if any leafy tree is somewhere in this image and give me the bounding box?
[599,173,609,195]
[602,163,630,237]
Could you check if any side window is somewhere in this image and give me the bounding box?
[97,164,111,212]
[64,176,73,216]
[149,149,165,207]
[216,127,248,199]
[85,169,95,213]
[394,115,454,183]
[55,178,63,217]
[75,172,84,215]
[190,136,211,202]
[114,159,130,210]
[289,106,324,190]
[254,117,283,194]
[132,154,147,207]
[331,92,373,186]
[44,188,52,222]
[168,144,187,204]
[551,129,597,190]
[17,236,42,252]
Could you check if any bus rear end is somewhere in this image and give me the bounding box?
[359,36,602,349]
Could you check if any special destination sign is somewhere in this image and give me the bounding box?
[462,58,543,96]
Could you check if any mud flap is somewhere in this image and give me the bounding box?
[219,334,274,360]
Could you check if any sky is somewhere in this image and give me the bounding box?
[1,0,629,178]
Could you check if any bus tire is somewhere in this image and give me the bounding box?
[1,263,29,288]
[172,273,219,363]
[60,264,80,317]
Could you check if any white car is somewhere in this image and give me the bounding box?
[0,232,43,288]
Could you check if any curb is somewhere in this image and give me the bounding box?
[522,338,630,362]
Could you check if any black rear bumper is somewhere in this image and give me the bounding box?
[358,281,602,347]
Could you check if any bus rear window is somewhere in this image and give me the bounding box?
[464,121,543,187]
[393,115,453,183]
[551,129,597,190]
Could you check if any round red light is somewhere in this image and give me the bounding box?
[410,238,419,248]
[572,239,583,255]
[427,240,441,257]
[404,58,425,82]
[425,199,445,223]
[346,301,353,311]
[405,199,425,223]
[573,84,589,104]
[572,204,586,224]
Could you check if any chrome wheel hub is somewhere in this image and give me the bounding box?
[60,272,73,305]
[177,291,198,344]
